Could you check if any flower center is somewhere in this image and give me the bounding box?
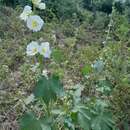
[42,48,46,53]
[33,48,37,53]
[32,21,38,28]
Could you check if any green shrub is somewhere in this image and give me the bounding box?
[45,0,82,20]
[0,3,130,130]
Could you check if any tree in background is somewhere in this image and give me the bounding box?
[44,0,82,20]
[0,0,30,7]
[83,0,127,14]
[0,0,130,21]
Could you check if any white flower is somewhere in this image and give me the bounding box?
[42,69,48,78]
[32,0,46,10]
[32,0,41,5]
[39,42,51,58]
[27,15,44,32]
[38,2,46,10]
[26,41,39,56]
[24,5,32,11]
[20,5,32,21]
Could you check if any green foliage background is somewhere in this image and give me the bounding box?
[0,0,130,130]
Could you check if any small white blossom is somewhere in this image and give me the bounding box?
[38,2,46,10]
[26,41,39,56]
[32,0,41,5]
[39,42,51,58]
[20,5,32,21]
[24,5,32,11]
[27,15,44,32]
[42,69,48,78]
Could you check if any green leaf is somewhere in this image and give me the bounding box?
[19,112,42,130]
[64,117,75,130]
[78,112,90,130]
[40,117,52,130]
[51,109,64,115]
[123,122,129,130]
[96,80,112,95]
[91,116,102,130]
[76,106,91,130]
[91,111,114,130]
[71,110,78,123]
[81,65,92,76]
[41,124,52,130]
[73,84,84,104]
[34,76,56,105]
[34,75,64,105]
[52,49,65,63]
[95,99,108,110]
[49,75,64,97]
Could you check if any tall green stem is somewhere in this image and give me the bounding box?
[104,1,116,46]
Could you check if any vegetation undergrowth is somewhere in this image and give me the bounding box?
[0,0,130,130]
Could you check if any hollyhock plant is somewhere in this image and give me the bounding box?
[20,5,32,21]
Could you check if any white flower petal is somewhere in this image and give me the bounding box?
[38,3,46,10]
[20,12,28,21]
[20,5,32,21]
[26,41,39,56]
[42,69,48,78]
[24,5,32,11]
[39,42,51,58]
